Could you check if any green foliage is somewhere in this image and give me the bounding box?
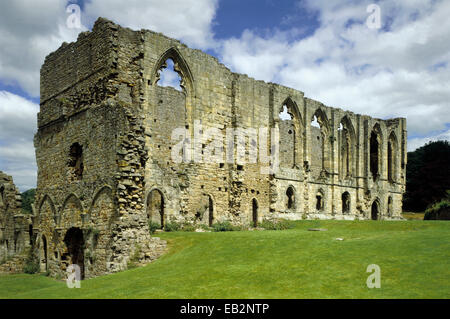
[23,249,40,274]
[404,140,450,212]
[148,221,161,234]
[180,223,196,232]
[212,221,236,232]
[424,191,450,220]
[164,222,181,232]
[197,224,211,231]
[260,219,295,230]
[21,189,36,214]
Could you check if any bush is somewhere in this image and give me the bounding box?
[212,221,236,232]
[424,195,450,220]
[23,249,40,274]
[149,221,161,234]
[181,223,196,232]
[260,219,295,230]
[164,222,181,232]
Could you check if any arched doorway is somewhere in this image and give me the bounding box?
[252,198,258,227]
[316,190,324,211]
[147,189,164,228]
[286,186,295,210]
[342,192,350,214]
[371,201,379,220]
[64,227,85,279]
[40,235,48,272]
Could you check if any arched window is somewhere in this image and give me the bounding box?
[156,58,183,91]
[279,98,302,169]
[370,127,381,181]
[310,109,330,178]
[338,116,355,179]
[388,132,397,183]
[342,192,350,214]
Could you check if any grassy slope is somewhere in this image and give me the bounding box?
[1,220,449,299]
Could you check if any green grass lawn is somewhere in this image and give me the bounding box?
[1,220,449,299]
[402,212,425,220]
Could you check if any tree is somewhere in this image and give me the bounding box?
[21,188,36,214]
[403,140,450,212]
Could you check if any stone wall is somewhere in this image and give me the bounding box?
[0,172,30,266]
[34,17,407,278]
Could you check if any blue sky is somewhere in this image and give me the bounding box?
[0,0,449,191]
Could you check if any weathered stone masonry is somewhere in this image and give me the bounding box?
[34,18,406,278]
[0,172,31,272]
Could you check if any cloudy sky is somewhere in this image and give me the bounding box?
[0,0,449,191]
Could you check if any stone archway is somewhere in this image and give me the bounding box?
[371,201,380,220]
[147,189,164,228]
[64,227,85,279]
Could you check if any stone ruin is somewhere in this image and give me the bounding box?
[29,17,407,278]
[0,172,31,272]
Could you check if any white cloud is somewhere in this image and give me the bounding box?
[0,0,87,97]
[83,0,218,49]
[217,0,450,142]
[0,91,39,191]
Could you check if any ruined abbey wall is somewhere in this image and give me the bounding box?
[34,18,406,278]
[0,172,30,269]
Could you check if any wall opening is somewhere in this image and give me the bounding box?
[342,192,350,214]
[252,198,258,227]
[156,58,183,91]
[388,132,397,183]
[310,109,329,178]
[286,186,295,210]
[371,201,379,220]
[208,196,214,227]
[0,186,4,206]
[40,235,48,272]
[316,191,324,211]
[338,117,355,179]
[68,143,83,180]
[370,132,379,181]
[279,104,296,168]
[387,196,393,217]
[147,189,164,229]
[64,227,85,279]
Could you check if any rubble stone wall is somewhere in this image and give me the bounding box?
[0,172,30,266]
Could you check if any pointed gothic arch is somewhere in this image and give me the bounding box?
[387,131,398,183]
[279,97,303,169]
[151,47,195,96]
[338,115,356,179]
[311,108,330,177]
[370,123,383,181]
[61,194,83,228]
